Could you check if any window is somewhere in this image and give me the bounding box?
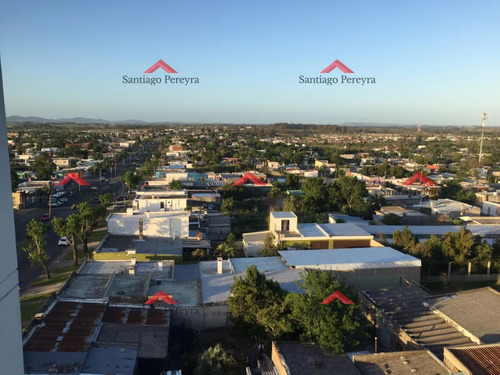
[281,220,290,231]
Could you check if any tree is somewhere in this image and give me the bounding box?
[285,270,368,352]
[442,228,475,266]
[98,193,112,207]
[228,265,287,337]
[221,197,234,215]
[33,153,56,180]
[301,177,327,214]
[328,176,372,214]
[194,344,237,375]
[23,219,51,279]
[169,179,183,190]
[392,226,418,252]
[78,202,107,260]
[381,213,401,225]
[122,171,141,193]
[52,214,82,266]
[260,232,279,256]
[214,243,236,258]
[285,173,300,189]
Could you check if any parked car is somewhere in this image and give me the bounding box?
[40,214,51,222]
[58,237,69,246]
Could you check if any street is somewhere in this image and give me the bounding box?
[15,146,153,290]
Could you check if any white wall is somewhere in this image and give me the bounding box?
[107,213,190,238]
[269,212,298,232]
[0,59,24,374]
[481,201,500,216]
[136,197,187,212]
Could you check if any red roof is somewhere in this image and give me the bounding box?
[402,172,436,186]
[233,172,266,186]
[56,172,90,186]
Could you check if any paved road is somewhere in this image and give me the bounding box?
[15,146,154,290]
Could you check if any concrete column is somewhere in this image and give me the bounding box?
[0,58,25,374]
[487,261,491,275]
[468,262,472,276]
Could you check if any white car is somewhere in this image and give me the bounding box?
[58,237,69,246]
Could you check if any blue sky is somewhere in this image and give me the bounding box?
[0,1,499,125]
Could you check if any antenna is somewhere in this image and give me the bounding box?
[479,112,487,165]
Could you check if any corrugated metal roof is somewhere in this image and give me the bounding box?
[318,223,372,237]
[25,302,106,352]
[358,224,500,236]
[298,223,326,237]
[448,345,500,375]
[230,257,289,273]
[278,247,421,269]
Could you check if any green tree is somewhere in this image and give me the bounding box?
[214,242,236,258]
[23,219,51,279]
[221,197,235,215]
[228,265,287,337]
[328,176,372,214]
[285,270,368,352]
[392,226,418,252]
[301,177,327,214]
[285,173,300,189]
[442,228,475,266]
[78,202,107,260]
[52,214,82,266]
[260,232,279,256]
[33,153,56,180]
[381,213,402,225]
[194,344,237,375]
[169,179,183,190]
[98,193,112,207]
[122,171,141,193]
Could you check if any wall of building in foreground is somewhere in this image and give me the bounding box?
[0,59,24,375]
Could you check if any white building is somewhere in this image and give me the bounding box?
[107,210,190,238]
[133,190,187,213]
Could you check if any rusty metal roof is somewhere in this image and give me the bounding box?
[448,345,500,375]
[25,302,106,352]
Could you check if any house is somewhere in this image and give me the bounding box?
[133,190,188,212]
[243,211,380,257]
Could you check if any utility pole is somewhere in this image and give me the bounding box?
[479,112,487,165]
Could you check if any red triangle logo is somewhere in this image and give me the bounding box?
[321,60,354,74]
[320,291,354,305]
[144,59,178,74]
[144,290,178,305]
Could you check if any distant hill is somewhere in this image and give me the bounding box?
[6,115,147,124]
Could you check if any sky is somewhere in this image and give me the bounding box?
[0,0,499,126]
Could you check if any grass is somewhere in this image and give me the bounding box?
[31,264,79,287]
[20,292,52,328]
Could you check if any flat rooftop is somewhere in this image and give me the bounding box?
[279,247,421,269]
[359,224,500,237]
[202,269,303,304]
[274,342,361,375]
[427,287,500,344]
[230,257,289,273]
[353,350,449,375]
[148,279,200,306]
[270,211,297,219]
[79,260,174,280]
[98,235,183,255]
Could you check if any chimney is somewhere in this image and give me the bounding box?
[217,257,223,274]
[131,257,136,266]
[158,261,163,269]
